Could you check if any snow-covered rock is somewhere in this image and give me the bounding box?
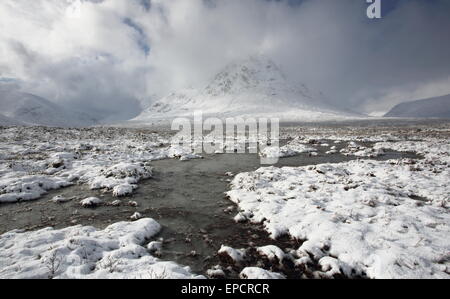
[112,184,134,197]
[147,241,163,254]
[218,245,246,264]
[80,197,103,208]
[240,267,285,279]
[207,269,226,279]
[233,213,247,223]
[257,245,287,264]
[130,212,142,221]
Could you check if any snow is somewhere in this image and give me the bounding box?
[112,184,135,197]
[85,162,153,194]
[234,213,247,223]
[51,195,73,203]
[0,218,203,279]
[110,200,122,206]
[374,140,450,164]
[339,143,385,158]
[0,87,96,127]
[1,122,448,279]
[257,245,287,264]
[385,94,450,118]
[80,197,103,208]
[240,267,285,279]
[227,140,450,278]
[218,245,246,264]
[133,56,355,123]
[0,126,203,204]
[168,145,203,161]
[147,241,163,253]
[260,138,316,159]
[207,268,226,279]
[130,212,142,221]
[0,174,73,203]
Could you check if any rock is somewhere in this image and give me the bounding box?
[110,200,121,206]
[128,201,138,207]
[51,195,73,203]
[218,245,246,265]
[112,184,134,197]
[147,241,163,253]
[80,197,103,208]
[207,267,226,279]
[240,267,286,279]
[234,213,247,223]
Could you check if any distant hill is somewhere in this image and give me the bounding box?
[0,113,26,126]
[0,88,97,127]
[385,94,450,119]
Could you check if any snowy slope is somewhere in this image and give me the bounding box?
[0,89,97,127]
[0,113,26,126]
[134,56,353,122]
[385,94,450,118]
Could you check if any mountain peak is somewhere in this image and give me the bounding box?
[134,55,349,122]
[204,55,288,97]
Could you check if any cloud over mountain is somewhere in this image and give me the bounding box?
[1,0,449,119]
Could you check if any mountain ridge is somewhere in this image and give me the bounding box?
[384,94,450,119]
[0,87,98,127]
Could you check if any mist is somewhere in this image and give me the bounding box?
[1,0,449,119]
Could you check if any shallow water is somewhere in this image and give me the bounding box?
[0,140,419,276]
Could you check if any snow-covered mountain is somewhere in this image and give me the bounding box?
[385,94,450,119]
[134,56,352,122]
[0,88,97,127]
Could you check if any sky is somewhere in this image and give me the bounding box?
[0,0,449,119]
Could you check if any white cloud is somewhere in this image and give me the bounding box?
[0,0,449,119]
[362,76,450,115]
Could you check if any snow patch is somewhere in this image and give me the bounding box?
[228,153,450,278]
[0,218,203,279]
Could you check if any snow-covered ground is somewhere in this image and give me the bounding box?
[0,218,203,279]
[227,135,450,278]
[1,122,449,279]
[0,127,201,204]
[260,139,316,159]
